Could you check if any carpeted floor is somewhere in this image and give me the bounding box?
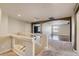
[38,40,79,56]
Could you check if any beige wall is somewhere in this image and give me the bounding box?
[0,8,1,24]
[0,10,31,52]
[0,15,31,35]
[56,24,70,36]
[71,15,75,48]
[0,14,8,36]
[8,17,25,33]
[42,21,70,36]
[0,13,11,52]
[25,22,31,33]
[42,22,51,35]
[76,10,79,52]
[8,17,31,34]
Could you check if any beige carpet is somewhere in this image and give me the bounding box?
[0,50,18,56]
[38,40,78,56]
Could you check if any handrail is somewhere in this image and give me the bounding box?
[10,34,35,56]
[0,34,35,56]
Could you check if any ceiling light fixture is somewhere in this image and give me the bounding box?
[17,14,21,17]
[34,17,40,21]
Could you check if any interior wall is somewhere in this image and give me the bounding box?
[0,12,11,53]
[0,14,8,36]
[0,8,1,24]
[42,21,70,36]
[25,22,31,33]
[76,9,79,52]
[8,17,31,34]
[42,22,51,36]
[71,15,75,48]
[8,17,25,33]
[55,24,70,36]
[0,14,31,35]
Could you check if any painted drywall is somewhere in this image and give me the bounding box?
[8,17,31,34]
[0,12,11,52]
[55,24,70,36]
[25,22,31,33]
[0,14,8,36]
[8,17,25,33]
[42,22,51,40]
[42,21,70,35]
[0,14,31,35]
[42,20,70,40]
[0,8,1,24]
[42,22,51,35]
[76,10,79,52]
[71,15,75,48]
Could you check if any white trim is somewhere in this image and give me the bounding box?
[73,49,77,53]
[32,38,35,56]
[73,49,79,55]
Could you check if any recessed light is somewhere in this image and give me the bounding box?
[17,14,21,17]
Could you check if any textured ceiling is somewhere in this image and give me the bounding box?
[0,3,76,22]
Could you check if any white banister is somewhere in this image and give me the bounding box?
[10,34,34,56]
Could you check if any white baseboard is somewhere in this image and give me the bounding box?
[73,49,79,55]
[0,49,11,54]
[73,49,77,53]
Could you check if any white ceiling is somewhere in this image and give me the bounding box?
[0,3,76,22]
